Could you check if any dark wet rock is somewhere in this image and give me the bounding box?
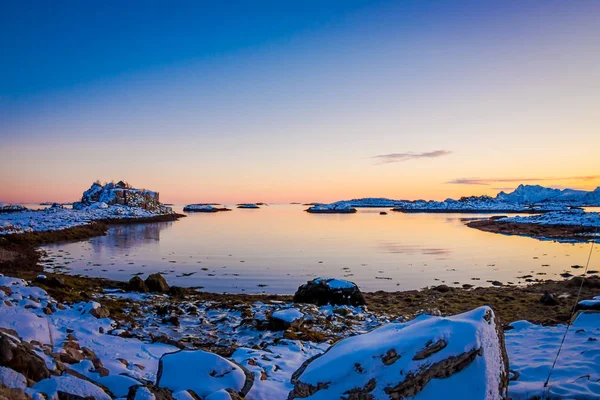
[540,291,560,306]
[168,286,186,298]
[379,211,388,215]
[0,333,50,382]
[34,276,66,288]
[433,284,452,293]
[127,276,148,293]
[491,281,503,287]
[293,278,365,306]
[145,273,170,293]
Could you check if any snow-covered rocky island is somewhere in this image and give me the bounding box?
[305,203,357,214]
[0,181,181,236]
[183,204,232,212]
[0,273,599,399]
[468,209,600,242]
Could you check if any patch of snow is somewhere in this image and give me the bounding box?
[32,375,112,400]
[271,308,304,323]
[313,277,356,290]
[0,366,27,389]
[506,311,600,399]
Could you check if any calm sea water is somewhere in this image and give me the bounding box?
[39,204,599,294]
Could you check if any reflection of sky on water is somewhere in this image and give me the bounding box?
[41,205,600,294]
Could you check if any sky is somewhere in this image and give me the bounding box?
[1,0,599,204]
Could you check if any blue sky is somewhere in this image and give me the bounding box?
[1,1,599,203]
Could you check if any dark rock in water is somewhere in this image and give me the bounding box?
[540,291,559,306]
[560,272,573,278]
[145,273,169,293]
[293,277,365,306]
[491,281,503,287]
[0,333,50,382]
[380,211,388,215]
[433,284,452,293]
[90,305,110,319]
[127,276,148,293]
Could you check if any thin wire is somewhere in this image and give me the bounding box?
[544,234,596,388]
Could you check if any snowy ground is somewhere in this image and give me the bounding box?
[1,276,599,399]
[499,209,600,228]
[0,204,173,235]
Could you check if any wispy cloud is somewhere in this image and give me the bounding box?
[372,150,452,164]
[446,175,600,185]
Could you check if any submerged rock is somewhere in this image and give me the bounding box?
[145,273,170,293]
[293,277,365,306]
[156,350,253,398]
[288,306,509,400]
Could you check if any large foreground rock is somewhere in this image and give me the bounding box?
[288,306,509,399]
[0,333,50,383]
[293,277,365,306]
[157,350,253,398]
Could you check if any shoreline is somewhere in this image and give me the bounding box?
[467,218,598,241]
[1,211,598,328]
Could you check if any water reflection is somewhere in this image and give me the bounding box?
[40,205,600,294]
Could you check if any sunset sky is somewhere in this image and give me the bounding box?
[1,0,599,204]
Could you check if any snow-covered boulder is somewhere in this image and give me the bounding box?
[305,203,357,214]
[268,308,305,331]
[293,278,366,306]
[289,306,509,400]
[157,350,253,398]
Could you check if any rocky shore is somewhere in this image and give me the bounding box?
[467,210,600,242]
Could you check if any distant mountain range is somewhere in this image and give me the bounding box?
[331,185,600,211]
[496,184,600,204]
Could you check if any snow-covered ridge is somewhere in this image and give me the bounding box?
[0,181,174,235]
[498,209,600,227]
[0,204,174,235]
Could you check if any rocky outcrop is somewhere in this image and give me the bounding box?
[73,181,167,213]
[293,278,366,306]
[156,350,253,398]
[0,333,50,383]
[288,306,509,400]
[145,274,169,293]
